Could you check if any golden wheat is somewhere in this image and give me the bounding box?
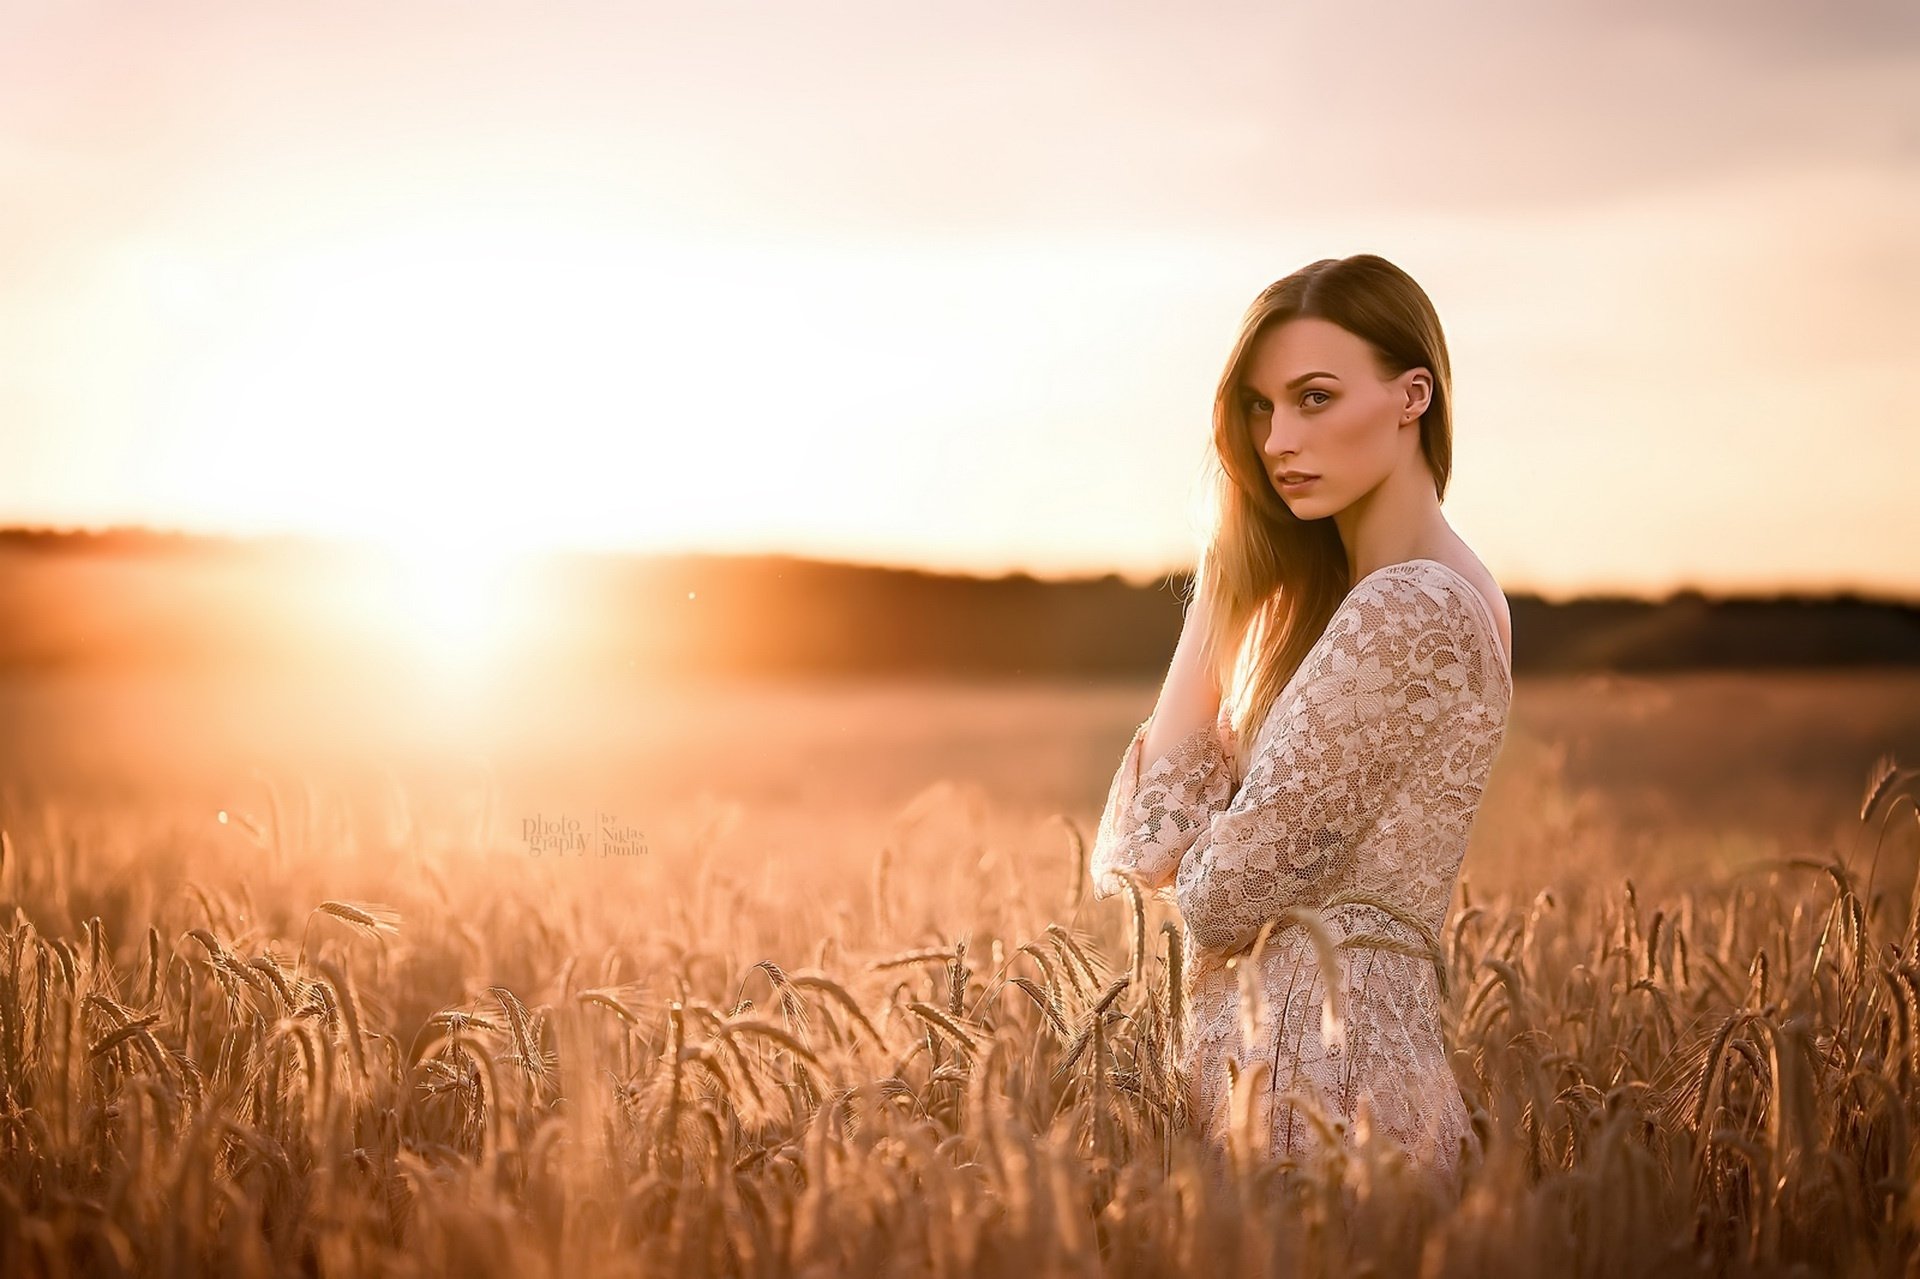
[0,740,1916,1276]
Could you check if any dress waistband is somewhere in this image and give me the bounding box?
[1258,892,1451,1001]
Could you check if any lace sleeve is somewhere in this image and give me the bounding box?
[1172,573,1478,954]
[1088,705,1236,901]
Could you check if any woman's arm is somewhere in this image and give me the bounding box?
[1172,573,1477,955]
[1087,572,1236,901]
[1142,571,1225,762]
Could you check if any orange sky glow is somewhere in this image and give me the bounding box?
[2,0,1916,602]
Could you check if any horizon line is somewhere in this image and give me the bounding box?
[0,521,1912,607]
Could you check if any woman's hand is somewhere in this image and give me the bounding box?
[1141,558,1225,761]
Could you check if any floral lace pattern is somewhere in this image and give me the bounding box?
[1089,560,1512,1184]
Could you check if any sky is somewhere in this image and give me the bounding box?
[1,0,1916,601]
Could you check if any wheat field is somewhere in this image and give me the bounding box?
[3,668,1919,1277]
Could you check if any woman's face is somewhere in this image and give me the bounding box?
[1239,316,1426,519]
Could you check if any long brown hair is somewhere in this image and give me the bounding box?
[1193,253,1456,752]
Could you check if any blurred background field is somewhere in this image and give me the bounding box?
[7,529,1920,978]
[11,656,1920,919]
[4,534,1918,892]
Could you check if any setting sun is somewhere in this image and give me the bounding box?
[356,538,528,682]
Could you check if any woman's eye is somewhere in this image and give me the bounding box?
[1245,396,1272,415]
[1302,390,1329,407]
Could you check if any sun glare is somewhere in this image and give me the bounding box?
[149,218,743,554]
[134,214,1034,571]
[383,541,518,679]
[286,534,547,704]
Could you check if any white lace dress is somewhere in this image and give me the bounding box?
[1089,558,1512,1184]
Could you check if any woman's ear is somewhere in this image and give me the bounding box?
[1405,369,1433,418]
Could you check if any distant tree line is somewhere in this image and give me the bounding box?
[0,527,1915,677]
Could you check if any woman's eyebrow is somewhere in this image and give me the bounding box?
[1242,371,1341,395]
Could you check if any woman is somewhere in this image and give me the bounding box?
[1089,254,1513,1190]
